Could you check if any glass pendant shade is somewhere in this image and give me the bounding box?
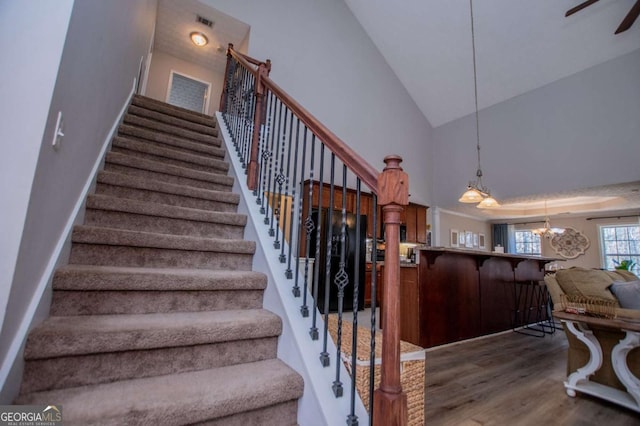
[459,187,484,203]
[477,195,500,209]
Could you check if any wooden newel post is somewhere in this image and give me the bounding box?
[219,43,234,113]
[247,61,269,191]
[374,155,409,426]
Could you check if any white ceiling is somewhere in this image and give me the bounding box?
[344,0,640,127]
[154,0,249,73]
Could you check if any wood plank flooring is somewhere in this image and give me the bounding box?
[424,327,640,425]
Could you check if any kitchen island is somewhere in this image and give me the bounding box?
[398,247,557,348]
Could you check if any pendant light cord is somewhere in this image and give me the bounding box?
[470,0,482,176]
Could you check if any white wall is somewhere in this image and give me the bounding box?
[0,0,157,402]
[433,48,640,209]
[200,0,434,206]
[145,50,225,114]
[435,208,491,250]
[0,0,75,357]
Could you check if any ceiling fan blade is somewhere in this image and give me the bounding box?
[615,0,640,34]
[565,0,601,17]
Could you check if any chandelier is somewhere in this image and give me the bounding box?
[458,0,500,209]
[532,200,565,239]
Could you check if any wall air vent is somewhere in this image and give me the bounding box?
[196,15,213,28]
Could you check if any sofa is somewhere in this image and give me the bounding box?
[544,267,640,391]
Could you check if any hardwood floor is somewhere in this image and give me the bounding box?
[424,327,640,425]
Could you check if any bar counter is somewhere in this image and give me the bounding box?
[397,247,557,348]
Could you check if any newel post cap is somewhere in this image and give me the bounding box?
[378,155,409,207]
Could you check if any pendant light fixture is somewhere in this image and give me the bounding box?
[532,200,565,239]
[458,0,500,209]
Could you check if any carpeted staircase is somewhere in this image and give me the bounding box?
[14,95,304,425]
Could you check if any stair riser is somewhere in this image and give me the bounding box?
[84,210,245,239]
[197,401,298,426]
[95,183,239,212]
[132,96,215,127]
[111,146,226,174]
[124,114,218,145]
[69,244,254,270]
[21,337,277,394]
[118,124,221,152]
[50,290,263,315]
[127,105,217,136]
[103,163,233,191]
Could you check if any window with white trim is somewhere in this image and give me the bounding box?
[600,225,640,275]
[515,230,541,255]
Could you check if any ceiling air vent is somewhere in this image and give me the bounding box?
[196,15,213,28]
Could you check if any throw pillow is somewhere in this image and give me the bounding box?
[609,280,640,310]
[555,267,619,304]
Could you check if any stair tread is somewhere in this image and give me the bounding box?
[123,114,218,144]
[133,94,216,123]
[128,104,217,135]
[96,171,239,204]
[25,309,281,359]
[16,359,303,425]
[112,136,226,166]
[72,225,255,253]
[118,124,224,155]
[105,152,233,186]
[53,264,267,291]
[86,194,246,225]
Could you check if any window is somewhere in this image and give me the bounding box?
[515,230,541,255]
[600,225,640,275]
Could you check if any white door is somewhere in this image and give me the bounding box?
[166,71,211,114]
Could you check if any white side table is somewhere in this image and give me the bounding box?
[554,311,640,413]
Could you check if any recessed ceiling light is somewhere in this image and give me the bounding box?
[190,32,208,47]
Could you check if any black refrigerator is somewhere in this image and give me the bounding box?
[310,208,366,313]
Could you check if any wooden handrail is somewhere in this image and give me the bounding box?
[260,74,380,194]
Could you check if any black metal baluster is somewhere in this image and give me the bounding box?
[273,109,291,250]
[253,91,275,203]
[368,194,378,423]
[280,111,295,265]
[239,68,251,168]
[320,153,336,367]
[348,180,363,426]
[300,134,316,318]
[235,67,246,160]
[309,143,326,340]
[333,165,349,398]
[269,104,286,237]
[292,126,308,297]
[264,100,283,227]
[243,72,256,169]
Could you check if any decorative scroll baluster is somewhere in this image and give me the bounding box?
[333,165,349,399]
[264,102,282,226]
[258,93,276,211]
[292,126,309,298]
[287,119,302,282]
[300,134,316,318]
[255,92,274,203]
[320,153,336,368]
[269,105,287,239]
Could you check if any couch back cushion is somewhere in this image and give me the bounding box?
[555,267,620,304]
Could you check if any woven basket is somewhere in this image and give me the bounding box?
[559,294,618,319]
[326,315,425,426]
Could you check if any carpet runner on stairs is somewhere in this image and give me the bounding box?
[14,95,303,425]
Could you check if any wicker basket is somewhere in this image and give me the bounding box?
[559,294,618,319]
[327,315,425,426]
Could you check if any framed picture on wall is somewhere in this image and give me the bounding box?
[465,231,473,248]
[450,229,459,247]
[479,233,486,249]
